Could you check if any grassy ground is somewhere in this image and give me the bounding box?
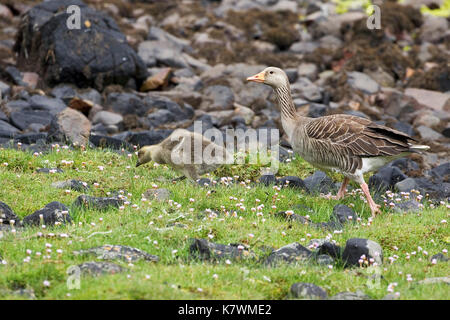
[0,146,448,300]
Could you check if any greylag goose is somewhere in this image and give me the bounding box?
[136,128,231,181]
[247,67,429,217]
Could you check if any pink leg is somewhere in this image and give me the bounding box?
[360,182,381,217]
[336,177,349,200]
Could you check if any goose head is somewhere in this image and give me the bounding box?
[136,145,159,167]
[246,67,289,88]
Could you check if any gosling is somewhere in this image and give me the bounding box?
[136,129,232,181]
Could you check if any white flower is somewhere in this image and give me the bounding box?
[43,280,50,287]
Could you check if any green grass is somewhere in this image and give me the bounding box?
[0,146,448,300]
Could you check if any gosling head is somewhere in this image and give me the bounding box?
[246,67,289,88]
[136,145,159,167]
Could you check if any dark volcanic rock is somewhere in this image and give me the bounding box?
[10,110,53,130]
[342,238,383,267]
[89,134,133,151]
[76,261,124,276]
[389,158,419,172]
[29,95,66,115]
[14,133,48,145]
[317,242,341,259]
[73,245,159,262]
[290,283,327,300]
[144,95,194,121]
[0,120,19,134]
[369,166,408,192]
[265,242,312,265]
[126,130,173,147]
[331,204,357,226]
[73,195,123,210]
[14,0,147,90]
[277,176,308,191]
[23,202,72,227]
[203,85,235,111]
[303,171,335,194]
[429,163,450,182]
[106,92,148,116]
[0,202,20,224]
[189,238,250,261]
[51,85,77,103]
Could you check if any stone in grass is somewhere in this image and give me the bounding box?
[264,242,312,266]
[144,188,171,201]
[73,245,159,262]
[47,108,91,147]
[275,211,309,225]
[329,291,370,300]
[197,178,212,186]
[307,238,327,250]
[393,200,422,213]
[290,283,327,300]
[76,261,125,277]
[277,176,308,192]
[51,179,89,192]
[73,195,124,210]
[259,174,277,186]
[189,238,251,261]
[303,171,335,194]
[36,167,64,174]
[342,238,383,267]
[0,202,20,225]
[430,253,448,263]
[23,202,71,227]
[316,254,334,265]
[331,204,357,226]
[318,242,341,259]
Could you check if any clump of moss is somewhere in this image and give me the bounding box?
[338,42,414,80]
[194,41,298,68]
[264,27,298,50]
[226,9,299,50]
[343,2,422,46]
[407,62,450,92]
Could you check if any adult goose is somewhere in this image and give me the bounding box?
[247,67,429,217]
[136,128,231,181]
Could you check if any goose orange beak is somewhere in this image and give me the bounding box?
[246,71,265,83]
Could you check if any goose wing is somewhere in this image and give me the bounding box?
[305,115,414,172]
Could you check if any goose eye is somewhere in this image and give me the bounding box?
[269,71,274,74]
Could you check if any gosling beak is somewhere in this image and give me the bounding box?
[246,71,265,83]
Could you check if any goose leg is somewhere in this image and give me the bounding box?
[360,182,381,217]
[336,177,349,200]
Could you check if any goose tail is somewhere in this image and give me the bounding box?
[408,143,430,152]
